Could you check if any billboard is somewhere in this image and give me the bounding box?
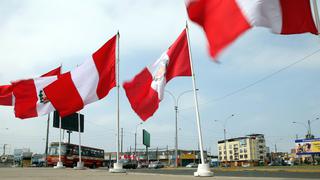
[53,111,84,132]
[143,129,150,148]
[295,138,320,155]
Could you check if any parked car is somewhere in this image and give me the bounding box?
[186,163,198,168]
[148,161,164,169]
[137,162,148,168]
[119,159,138,169]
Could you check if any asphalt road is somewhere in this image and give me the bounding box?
[127,168,320,179]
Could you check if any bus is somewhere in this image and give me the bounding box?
[47,142,104,168]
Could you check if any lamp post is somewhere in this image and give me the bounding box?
[165,89,198,168]
[214,114,235,166]
[293,117,319,139]
[134,122,143,156]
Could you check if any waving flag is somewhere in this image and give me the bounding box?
[186,0,318,58]
[44,35,117,117]
[123,29,191,121]
[0,85,13,106]
[0,66,61,107]
[12,66,62,119]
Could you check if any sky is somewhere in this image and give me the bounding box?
[0,0,320,156]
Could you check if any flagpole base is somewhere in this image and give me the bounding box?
[194,163,213,177]
[54,161,65,169]
[109,163,126,173]
[73,161,85,170]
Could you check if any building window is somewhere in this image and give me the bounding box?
[219,151,222,155]
[259,145,264,149]
[259,150,264,154]
[219,157,222,160]
[244,154,248,159]
[260,156,264,160]
[240,155,243,159]
[244,149,247,153]
[230,156,233,160]
[229,150,233,154]
[240,149,243,153]
[224,156,227,160]
[229,145,232,149]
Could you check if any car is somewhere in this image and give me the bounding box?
[137,162,148,168]
[186,163,198,168]
[118,159,138,169]
[148,161,164,169]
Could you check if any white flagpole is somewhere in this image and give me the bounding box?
[110,31,125,173]
[74,112,84,169]
[54,115,65,168]
[186,22,213,177]
[312,0,320,35]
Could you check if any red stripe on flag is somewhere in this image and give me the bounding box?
[0,85,13,106]
[187,0,251,58]
[166,29,191,82]
[13,80,38,119]
[92,35,117,99]
[123,68,159,121]
[44,72,84,117]
[41,66,61,77]
[280,0,318,35]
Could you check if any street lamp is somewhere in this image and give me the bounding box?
[165,89,198,168]
[214,114,235,166]
[293,117,319,139]
[134,122,143,156]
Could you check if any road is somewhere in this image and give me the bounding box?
[127,168,320,179]
[0,167,319,180]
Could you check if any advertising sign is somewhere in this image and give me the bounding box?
[295,138,320,155]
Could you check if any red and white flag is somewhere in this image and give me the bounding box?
[12,66,62,119]
[123,29,191,121]
[13,76,58,119]
[44,35,117,117]
[1,66,61,107]
[186,0,318,58]
[0,85,13,106]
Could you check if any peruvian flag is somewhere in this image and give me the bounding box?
[0,85,13,106]
[0,66,61,107]
[44,35,117,117]
[186,0,318,58]
[12,66,62,119]
[123,29,191,121]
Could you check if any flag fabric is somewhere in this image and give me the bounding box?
[0,85,13,106]
[12,76,58,119]
[123,29,191,121]
[11,66,62,119]
[186,0,318,58]
[44,35,117,117]
[0,66,61,107]
[40,66,62,77]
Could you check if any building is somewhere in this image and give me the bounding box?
[217,134,267,167]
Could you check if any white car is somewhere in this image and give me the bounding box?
[186,163,198,168]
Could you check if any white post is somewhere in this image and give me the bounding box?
[74,112,84,169]
[54,115,65,168]
[186,23,213,177]
[110,31,126,173]
[312,0,320,35]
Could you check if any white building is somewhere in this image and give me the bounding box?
[217,134,267,167]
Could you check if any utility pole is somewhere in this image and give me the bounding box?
[45,113,50,166]
[121,128,123,153]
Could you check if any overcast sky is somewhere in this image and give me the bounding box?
[0,0,320,155]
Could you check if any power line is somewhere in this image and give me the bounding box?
[181,48,320,111]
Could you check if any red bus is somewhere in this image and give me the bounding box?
[47,142,104,168]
